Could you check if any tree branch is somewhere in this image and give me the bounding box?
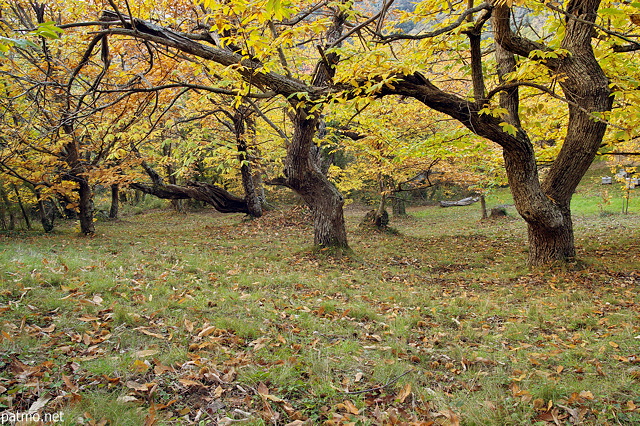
[376,2,491,43]
[492,3,555,67]
[544,2,640,53]
[486,81,625,130]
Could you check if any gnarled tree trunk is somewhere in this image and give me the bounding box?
[284,110,348,247]
[493,0,612,266]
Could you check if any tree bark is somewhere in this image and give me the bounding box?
[527,207,575,264]
[34,189,55,233]
[77,177,95,235]
[234,108,263,218]
[392,193,407,217]
[109,183,119,219]
[12,184,31,230]
[269,8,349,248]
[132,143,255,215]
[284,109,348,247]
[131,181,251,214]
[0,186,12,230]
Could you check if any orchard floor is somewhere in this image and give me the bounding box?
[0,202,638,425]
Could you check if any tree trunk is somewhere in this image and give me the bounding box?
[131,180,251,214]
[285,111,348,248]
[0,186,16,230]
[77,178,95,235]
[35,189,55,233]
[0,187,8,230]
[480,195,487,220]
[13,185,31,230]
[240,157,262,217]
[163,142,185,213]
[311,185,348,247]
[253,171,268,209]
[234,109,263,218]
[109,183,119,219]
[526,198,575,263]
[392,193,407,217]
[374,192,388,227]
[282,9,349,248]
[492,0,610,266]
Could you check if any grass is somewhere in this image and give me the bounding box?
[0,176,638,425]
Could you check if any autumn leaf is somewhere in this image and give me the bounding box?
[396,383,411,403]
[125,381,156,393]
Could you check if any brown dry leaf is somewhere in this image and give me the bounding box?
[198,325,218,337]
[184,319,195,333]
[136,328,166,339]
[440,408,460,426]
[342,400,360,415]
[264,394,285,403]
[125,380,156,392]
[178,378,206,389]
[153,362,174,375]
[135,349,159,358]
[77,315,101,322]
[533,398,546,410]
[257,382,270,396]
[40,324,56,333]
[117,395,139,403]
[213,385,224,398]
[27,395,51,413]
[396,383,412,403]
[631,14,640,26]
[579,390,594,400]
[62,374,79,392]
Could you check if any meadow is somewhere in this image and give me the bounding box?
[0,177,638,425]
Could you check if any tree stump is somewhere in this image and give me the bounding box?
[361,209,389,229]
[490,206,507,218]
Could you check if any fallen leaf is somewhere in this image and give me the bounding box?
[396,383,411,403]
[213,385,224,398]
[135,349,159,358]
[198,326,218,337]
[257,382,270,396]
[77,315,100,322]
[178,378,206,389]
[136,328,165,339]
[27,395,51,414]
[125,381,156,392]
[131,359,150,374]
[117,395,139,403]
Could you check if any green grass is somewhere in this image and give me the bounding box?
[0,175,638,425]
